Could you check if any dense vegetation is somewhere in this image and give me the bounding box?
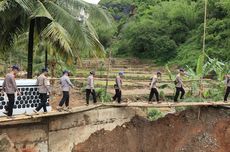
[0,0,109,76]
[0,0,229,75]
[99,0,230,67]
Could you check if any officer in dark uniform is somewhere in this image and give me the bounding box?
[113,72,124,104]
[86,71,97,105]
[149,71,162,103]
[2,65,20,118]
[174,68,186,102]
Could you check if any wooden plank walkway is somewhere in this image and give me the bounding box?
[0,101,230,125]
[103,101,230,108]
[0,104,103,125]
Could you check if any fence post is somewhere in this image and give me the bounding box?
[105,50,112,96]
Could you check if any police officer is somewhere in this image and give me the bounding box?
[86,71,97,106]
[57,70,74,111]
[113,72,124,104]
[149,71,162,103]
[224,73,230,102]
[174,68,185,102]
[2,65,20,118]
[33,68,50,114]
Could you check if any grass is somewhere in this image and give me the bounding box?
[73,59,225,104]
[147,108,164,121]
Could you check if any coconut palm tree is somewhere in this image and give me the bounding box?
[0,0,110,78]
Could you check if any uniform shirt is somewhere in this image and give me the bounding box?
[36,74,50,93]
[86,75,94,89]
[150,75,158,89]
[115,76,122,89]
[60,75,73,91]
[2,73,17,94]
[175,74,183,88]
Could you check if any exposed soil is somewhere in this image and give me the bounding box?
[74,107,230,152]
[50,89,85,109]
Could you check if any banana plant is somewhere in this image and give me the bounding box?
[186,53,229,99]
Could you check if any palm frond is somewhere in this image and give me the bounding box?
[56,0,88,9]
[44,1,105,57]
[88,5,111,26]
[56,0,111,25]
[43,1,86,43]
[0,0,10,12]
[41,21,73,56]
[0,0,28,48]
[14,0,53,20]
[84,21,105,57]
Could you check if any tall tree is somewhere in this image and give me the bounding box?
[0,0,110,78]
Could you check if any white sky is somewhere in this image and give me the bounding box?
[83,0,100,4]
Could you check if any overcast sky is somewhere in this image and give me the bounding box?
[83,0,100,4]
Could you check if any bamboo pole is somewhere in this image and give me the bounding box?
[105,50,112,95]
[0,77,215,83]
[1,102,230,124]
[202,0,208,55]
[200,0,208,98]
[104,101,230,108]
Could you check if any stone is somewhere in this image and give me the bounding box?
[0,133,17,152]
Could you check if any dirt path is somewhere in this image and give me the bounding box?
[118,88,173,96]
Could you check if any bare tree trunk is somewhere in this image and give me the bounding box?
[199,0,208,98]
[105,50,112,96]
[27,19,35,78]
[45,46,48,69]
[50,60,56,86]
[202,0,208,55]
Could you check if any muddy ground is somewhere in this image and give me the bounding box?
[74,107,230,152]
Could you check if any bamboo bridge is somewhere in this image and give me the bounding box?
[1,101,229,124]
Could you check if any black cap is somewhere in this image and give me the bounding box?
[119,71,124,76]
[12,65,20,71]
[42,67,48,73]
[179,68,185,72]
[90,71,95,75]
[157,71,162,75]
[63,70,69,75]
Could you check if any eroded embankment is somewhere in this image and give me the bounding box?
[75,107,230,152]
[0,107,145,152]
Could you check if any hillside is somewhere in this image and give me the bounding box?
[99,0,230,67]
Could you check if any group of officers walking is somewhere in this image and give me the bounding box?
[1,65,230,118]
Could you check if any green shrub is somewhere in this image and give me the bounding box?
[183,97,205,102]
[147,108,163,121]
[95,88,112,103]
[175,106,193,112]
[159,91,166,101]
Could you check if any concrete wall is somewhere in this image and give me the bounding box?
[0,107,144,152]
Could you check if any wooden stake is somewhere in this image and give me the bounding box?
[105,50,112,96]
[198,107,201,120]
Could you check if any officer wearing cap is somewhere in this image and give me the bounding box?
[224,72,230,102]
[33,68,50,114]
[113,72,124,104]
[174,68,186,102]
[2,65,20,118]
[85,71,97,105]
[149,71,162,103]
[57,70,74,111]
